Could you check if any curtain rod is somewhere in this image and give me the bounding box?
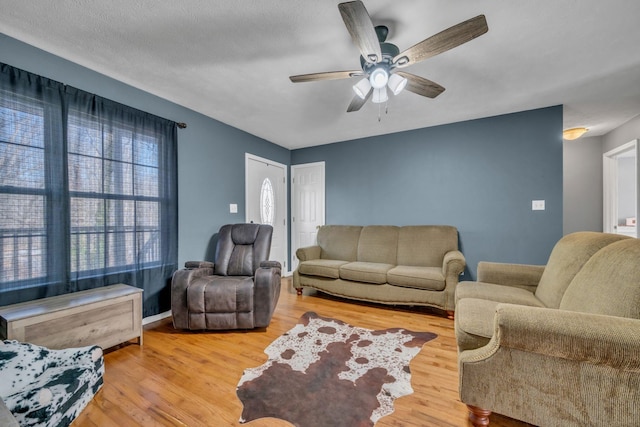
[177,122,187,129]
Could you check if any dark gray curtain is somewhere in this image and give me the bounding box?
[0,63,178,317]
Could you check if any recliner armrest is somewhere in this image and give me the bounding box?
[184,260,215,269]
[260,260,282,271]
[0,398,19,427]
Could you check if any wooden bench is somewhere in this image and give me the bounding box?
[0,284,143,350]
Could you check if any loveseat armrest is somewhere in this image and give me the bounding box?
[463,304,640,368]
[477,262,544,292]
[295,245,321,262]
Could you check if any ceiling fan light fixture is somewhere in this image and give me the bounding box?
[369,67,389,89]
[387,73,408,95]
[372,87,388,104]
[353,78,372,99]
[563,127,589,140]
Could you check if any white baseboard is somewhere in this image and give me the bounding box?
[143,310,172,326]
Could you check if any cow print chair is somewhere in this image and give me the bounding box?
[171,223,282,330]
[0,340,104,427]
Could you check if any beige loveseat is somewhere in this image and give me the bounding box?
[293,225,465,317]
[455,232,640,426]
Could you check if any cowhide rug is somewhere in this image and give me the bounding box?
[236,311,437,427]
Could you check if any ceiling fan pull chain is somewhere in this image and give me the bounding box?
[378,103,381,122]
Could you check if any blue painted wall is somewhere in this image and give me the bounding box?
[292,106,563,279]
[1,33,564,290]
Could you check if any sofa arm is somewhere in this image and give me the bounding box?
[462,304,640,368]
[476,262,544,292]
[295,245,321,262]
[443,250,466,276]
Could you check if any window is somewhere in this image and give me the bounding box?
[0,94,48,284]
[0,63,178,316]
[260,177,275,225]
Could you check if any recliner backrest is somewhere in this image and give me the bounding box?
[535,232,631,308]
[214,224,273,276]
[560,238,640,319]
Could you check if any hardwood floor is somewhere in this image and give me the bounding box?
[75,278,530,427]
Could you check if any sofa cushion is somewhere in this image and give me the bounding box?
[535,232,630,308]
[317,225,362,261]
[455,281,546,307]
[357,226,398,264]
[560,238,640,319]
[387,266,445,291]
[396,226,458,267]
[298,259,349,279]
[339,262,394,284]
[454,298,497,351]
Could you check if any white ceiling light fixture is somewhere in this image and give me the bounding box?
[369,67,389,89]
[352,78,372,99]
[372,87,388,104]
[387,73,408,95]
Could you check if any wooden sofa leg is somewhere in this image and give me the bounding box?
[446,310,455,320]
[467,405,491,426]
[295,287,303,296]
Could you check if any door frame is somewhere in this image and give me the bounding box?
[603,139,638,236]
[244,153,289,270]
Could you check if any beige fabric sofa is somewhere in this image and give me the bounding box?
[293,225,465,317]
[455,232,640,426]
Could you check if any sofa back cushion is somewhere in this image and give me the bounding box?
[535,232,630,308]
[357,226,399,264]
[396,225,458,267]
[317,225,362,261]
[560,238,640,319]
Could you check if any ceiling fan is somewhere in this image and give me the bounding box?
[289,1,488,113]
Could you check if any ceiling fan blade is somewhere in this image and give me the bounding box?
[338,1,382,63]
[347,88,372,112]
[393,15,488,68]
[395,71,445,98]
[290,70,363,83]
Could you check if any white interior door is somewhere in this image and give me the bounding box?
[603,140,638,237]
[291,162,325,271]
[245,154,288,270]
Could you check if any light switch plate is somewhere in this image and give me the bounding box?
[230,203,238,213]
[532,200,545,211]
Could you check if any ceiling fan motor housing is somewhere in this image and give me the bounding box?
[360,42,401,88]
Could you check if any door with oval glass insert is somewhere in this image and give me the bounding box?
[245,154,288,271]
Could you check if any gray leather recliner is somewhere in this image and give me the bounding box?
[171,223,281,330]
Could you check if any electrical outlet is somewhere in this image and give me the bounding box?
[532,200,545,211]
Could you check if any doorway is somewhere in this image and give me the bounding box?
[245,154,288,270]
[603,140,638,237]
[291,162,325,271]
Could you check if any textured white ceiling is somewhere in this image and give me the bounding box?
[1,0,640,149]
